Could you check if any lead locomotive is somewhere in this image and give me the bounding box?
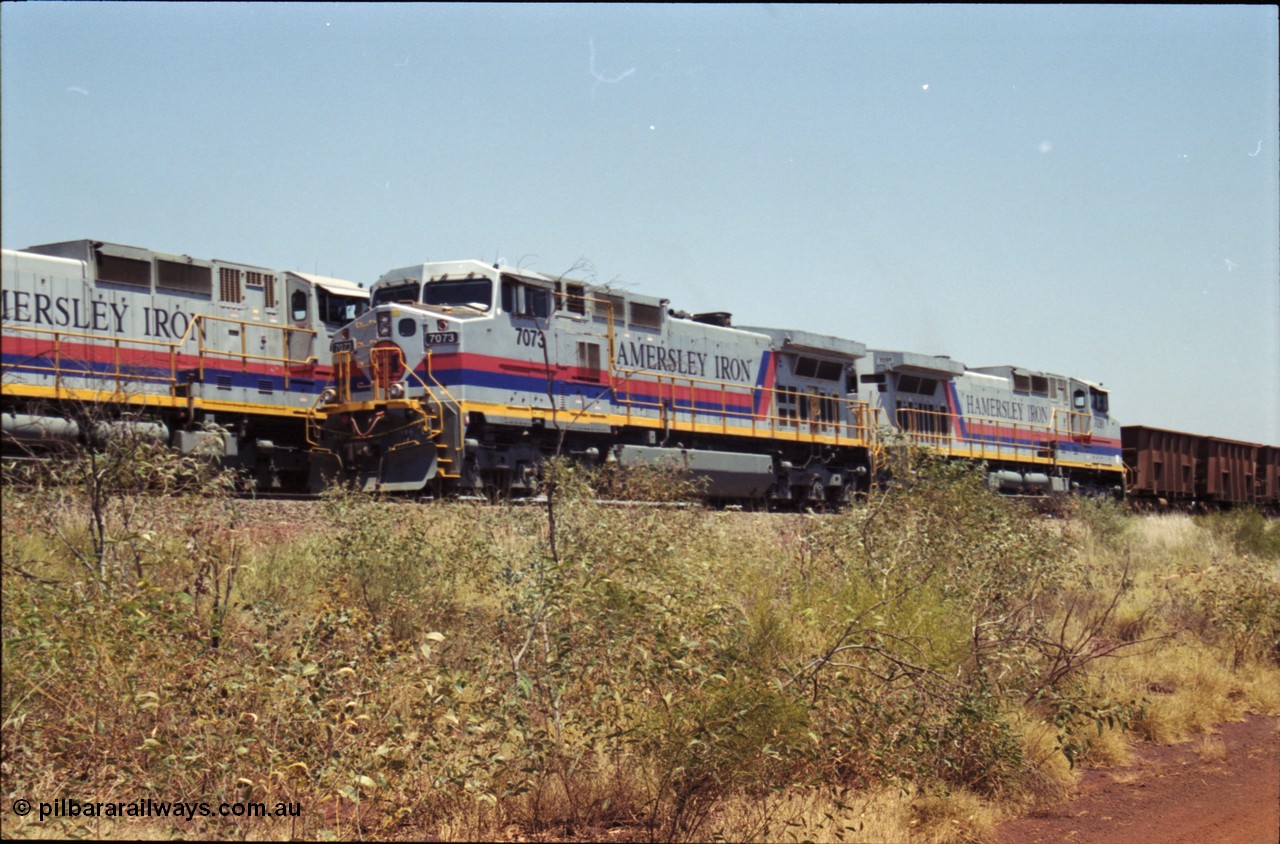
[309,260,1125,503]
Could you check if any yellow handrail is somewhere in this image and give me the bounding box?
[890,405,1107,466]
[2,317,323,399]
[611,366,874,446]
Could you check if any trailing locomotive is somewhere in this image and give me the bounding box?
[1,239,368,489]
[307,259,1127,503]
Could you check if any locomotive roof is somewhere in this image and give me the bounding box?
[972,364,1103,391]
[288,271,367,297]
[973,364,1062,380]
[870,349,967,377]
[3,247,87,274]
[739,326,866,359]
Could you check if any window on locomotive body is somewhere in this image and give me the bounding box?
[424,275,492,312]
[291,290,309,322]
[1073,389,1087,410]
[501,279,516,313]
[320,290,364,325]
[527,286,550,319]
[372,280,422,307]
[1091,389,1109,414]
[816,360,843,382]
[501,277,551,319]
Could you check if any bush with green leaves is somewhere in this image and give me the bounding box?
[1195,507,1280,560]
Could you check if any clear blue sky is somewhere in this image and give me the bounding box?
[4,3,1277,444]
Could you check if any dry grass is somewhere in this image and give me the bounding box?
[1074,508,1280,749]
[4,461,1278,842]
[1013,718,1079,802]
[1195,733,1228,762]
[699,785,1001,844]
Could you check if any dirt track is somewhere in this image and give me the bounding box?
[996,714,1279,844]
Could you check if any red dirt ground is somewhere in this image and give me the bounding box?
[996,714,1279,844]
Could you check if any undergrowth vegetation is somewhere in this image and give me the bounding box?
[3,445,1278,841]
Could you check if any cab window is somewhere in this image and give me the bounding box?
[424,278,492,311]
[530,288,550,318]
[1091,389,1109,414]
[318,289,363,324]
[372,281,421,307]
[501,278,551,319]
[291,290,309,322]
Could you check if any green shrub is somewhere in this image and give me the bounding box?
[1195,508,1280,560]
[1185,554,1280,668]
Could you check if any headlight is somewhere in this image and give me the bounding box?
[320,388,337,404]
[377,312,392,337]
[389,383,406,399]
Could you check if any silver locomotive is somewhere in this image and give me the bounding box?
[309,259,1124,502]
[2,239,368,488]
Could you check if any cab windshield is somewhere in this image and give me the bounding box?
[318,289,366,324]
[424,278,492,312]
[372,281,422,307]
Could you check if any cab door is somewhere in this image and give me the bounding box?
[1067,379,1093,442]
[285,276,315,363]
